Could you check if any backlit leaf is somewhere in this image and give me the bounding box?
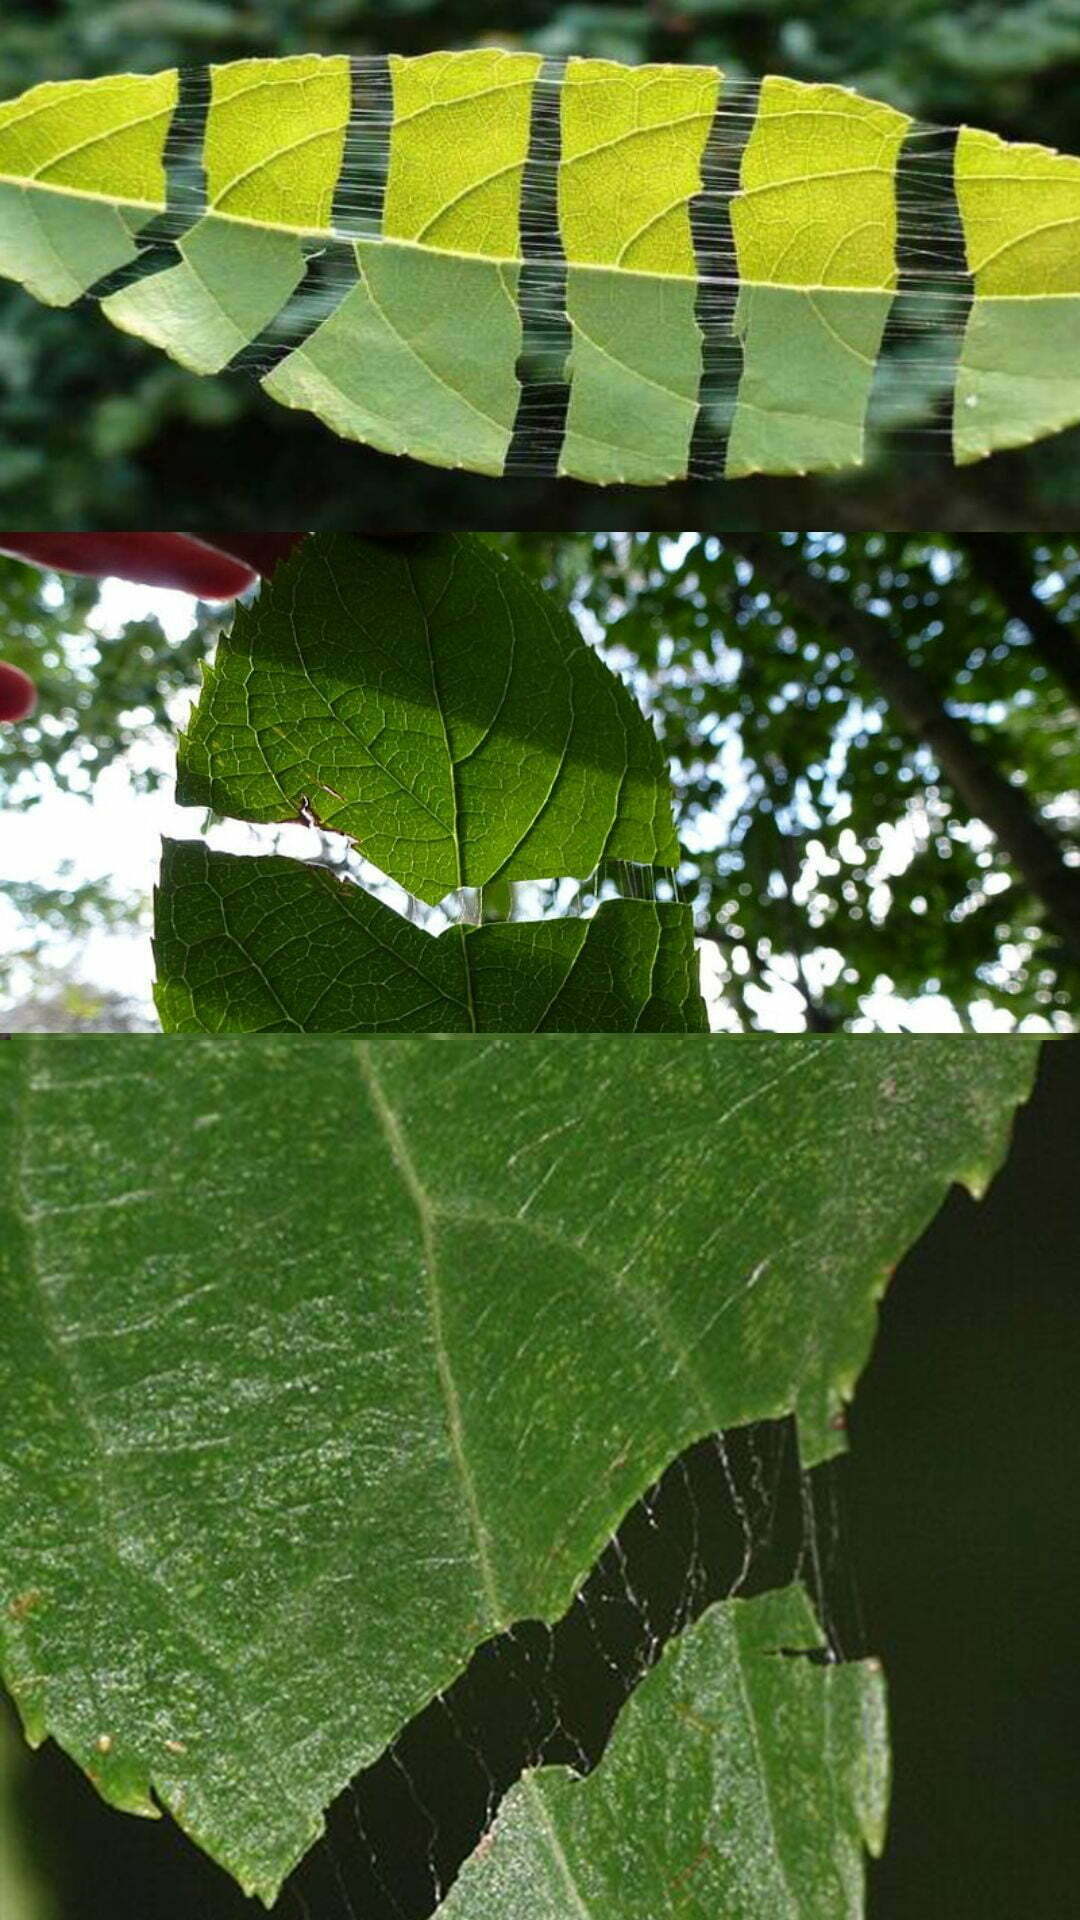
[153,842,707,1032]
[1,53,1077,476]
[176,532,679,905]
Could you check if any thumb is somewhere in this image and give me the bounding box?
[0,534,264,599]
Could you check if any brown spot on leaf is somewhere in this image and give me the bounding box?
[7,1589,42,1621]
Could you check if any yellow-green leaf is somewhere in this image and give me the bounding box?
[1,53,1078,477]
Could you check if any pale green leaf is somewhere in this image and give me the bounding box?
[2,54,1077,476]
[152,841,707,1032]
[442,1585,888,1920]
[555,59,716,482]
[266,241,524,473]
[723,75,907,478]
[0,1035,1037,1898]
[726,286,894,480]
[176,533,679,906]
[954,126,1080,460]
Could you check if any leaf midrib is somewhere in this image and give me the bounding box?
[351,1040,504,1623]
[0,171,904,294]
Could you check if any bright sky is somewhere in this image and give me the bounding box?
[1,573,1060,1033]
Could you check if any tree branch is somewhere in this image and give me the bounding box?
[729,537,1080,963]
[957,535,1080,709]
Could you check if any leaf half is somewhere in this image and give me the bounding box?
[152,841,707,1032]
[441,1585,888,1920]
[177,533,679,905]
[0,1036,1036,1898]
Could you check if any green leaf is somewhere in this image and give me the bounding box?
[0,70,177,304]
[152,841,707,1032]
[555,58,718,483]
[954,126,1080,461]
[441,1585,888,1920]
[0,1035,1037,1899]
[176,533,679,906]
[164,532,697,1032]
[2,53,1077,477]
[724,75,905,481]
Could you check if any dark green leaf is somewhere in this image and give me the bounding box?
[0,1035,1036,1897]
[153,841,707,1031]
[177,534,679,905]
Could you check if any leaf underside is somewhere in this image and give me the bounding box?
[153,842,708,1032]
[0,1036,1037,1899]
[0,54,1077,480]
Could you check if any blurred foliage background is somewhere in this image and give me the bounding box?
[2,0,1080,528]
[2,528,1078,1031]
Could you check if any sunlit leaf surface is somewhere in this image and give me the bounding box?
[176,534,679,906]
[1,55,1076,475]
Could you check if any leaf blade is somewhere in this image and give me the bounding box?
[0,1035,1038,1898]
[954,126,1080,457]
[2,55,1077,474]
[440,1587,889,1920]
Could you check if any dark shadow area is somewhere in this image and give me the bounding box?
[851,1036,1080,1920]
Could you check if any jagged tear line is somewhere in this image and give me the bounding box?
[867,119,973,453]
[505,54,572,481]
[332,55,393,239]
[686,76,760,482]
[279,1414,865,1920]
[228,241,360,378]
[79,64,211,304]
